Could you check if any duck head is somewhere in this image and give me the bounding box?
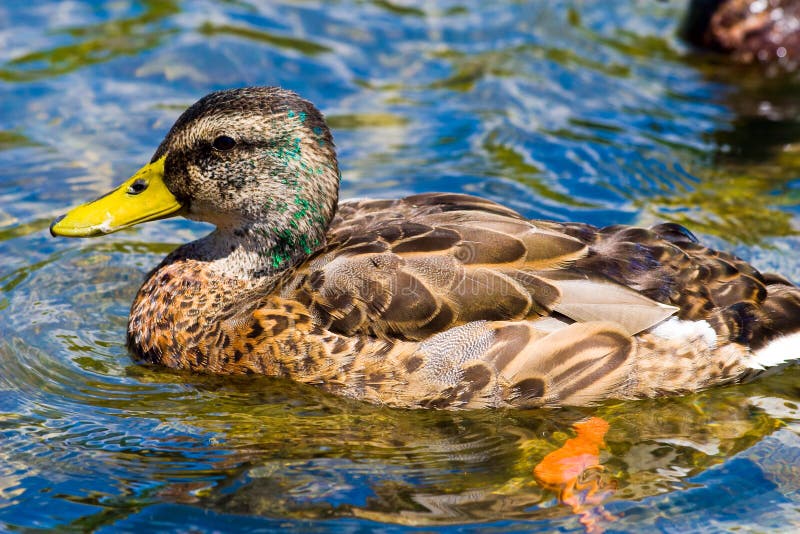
[51,87,340,271]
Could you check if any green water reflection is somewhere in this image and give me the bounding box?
[0,0,180,83]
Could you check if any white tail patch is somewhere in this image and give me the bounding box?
[747,332,800,370]
[649,317,717,348]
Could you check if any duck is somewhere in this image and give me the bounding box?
[50,87,800,409]
[683,0,800,66]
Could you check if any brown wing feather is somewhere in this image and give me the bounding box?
[285,194,589,340]
[540,219,786,345]
[286,195,712,340]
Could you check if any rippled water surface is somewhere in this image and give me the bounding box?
[3,1,800,531]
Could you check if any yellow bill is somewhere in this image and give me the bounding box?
[50,156,183,238]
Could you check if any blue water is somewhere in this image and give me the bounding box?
[2,1,800,532]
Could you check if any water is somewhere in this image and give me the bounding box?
[2,1,800,532]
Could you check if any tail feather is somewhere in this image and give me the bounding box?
[747,284,800,370]
[747,332,800,370]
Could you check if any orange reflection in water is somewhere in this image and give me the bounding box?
[534,417,616,533]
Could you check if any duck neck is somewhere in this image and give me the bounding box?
[183,218,327,284]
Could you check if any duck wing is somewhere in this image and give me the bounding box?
[283,193,676,340]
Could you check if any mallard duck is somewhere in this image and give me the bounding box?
[684,0,800,65]
[50,87,800,409]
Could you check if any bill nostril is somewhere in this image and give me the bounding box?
[127,179,148,195]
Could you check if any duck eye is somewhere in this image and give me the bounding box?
[212,135,236,151]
